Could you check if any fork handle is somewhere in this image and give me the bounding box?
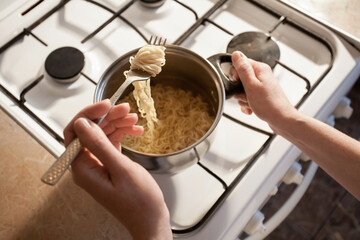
[41,76,139,186]
[41,138,82,185]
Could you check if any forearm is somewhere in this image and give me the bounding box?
[271,112,360,200]
[230,50,360,198]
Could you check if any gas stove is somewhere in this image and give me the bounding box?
[0,0,359,239]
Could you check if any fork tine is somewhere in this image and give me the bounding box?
[148,35,153,45]
[153,36,158,45]
[148,35,167,46]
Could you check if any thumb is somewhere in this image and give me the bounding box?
[74,117,124,174]
[231,51,258,89]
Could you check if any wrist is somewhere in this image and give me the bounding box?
[268,109,304,137]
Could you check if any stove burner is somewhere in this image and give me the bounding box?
[139,0,166,8]
[45,47,85,83]
[227,31,280,69]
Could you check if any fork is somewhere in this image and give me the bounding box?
[41,36,166,186]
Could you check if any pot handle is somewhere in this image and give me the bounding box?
[207,53,244,99]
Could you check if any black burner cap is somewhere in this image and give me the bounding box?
[45,47,85,82]
[227,31,280,69]
[140,0,166,8]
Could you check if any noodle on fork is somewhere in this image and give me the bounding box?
[124,38,166,132]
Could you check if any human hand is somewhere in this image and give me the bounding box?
[63,100,172,240]
[229,51,298,131]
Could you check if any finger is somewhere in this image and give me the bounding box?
[234,92,248,103]
[64,100,111,146]
[102,114,139,135]
[248,59,273,81]
[231,51,259,89]
[99,103,131,128]
[238,101,251,109]
[237,99,250,108]
[229,66,239,82]
[241,106,253,115]
[108,125,144,143]
[112,141,122,152]
[71,148,112,191]
[73,117,126,174]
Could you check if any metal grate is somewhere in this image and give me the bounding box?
[0,0,334,235]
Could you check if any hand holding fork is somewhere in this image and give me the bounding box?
[41,36,167,185]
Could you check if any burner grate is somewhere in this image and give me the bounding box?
[0,0,335,235]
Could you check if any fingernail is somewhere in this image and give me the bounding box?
[99,99,110,105]
[119,102,130,108]
[78,118,91,128]
[238,51,246,58]
[232,51,242,62]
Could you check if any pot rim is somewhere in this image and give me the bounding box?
[94,44,226,157]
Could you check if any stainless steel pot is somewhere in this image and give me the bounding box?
[94,45,242,173]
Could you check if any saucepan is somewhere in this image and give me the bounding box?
[94,45,242,173]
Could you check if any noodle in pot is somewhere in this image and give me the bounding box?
[121,84,215,154]
[121,44,214,154]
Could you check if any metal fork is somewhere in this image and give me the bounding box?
[41,36,166,186]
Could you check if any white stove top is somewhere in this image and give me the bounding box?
[0,0,359,239]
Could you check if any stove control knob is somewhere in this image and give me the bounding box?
[282,161,303,185]
[333,97,353,119]
[244,210,266,235]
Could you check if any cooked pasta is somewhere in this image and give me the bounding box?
[129,45,166,77]
[124,44,166,131]
[121,84,215,154]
